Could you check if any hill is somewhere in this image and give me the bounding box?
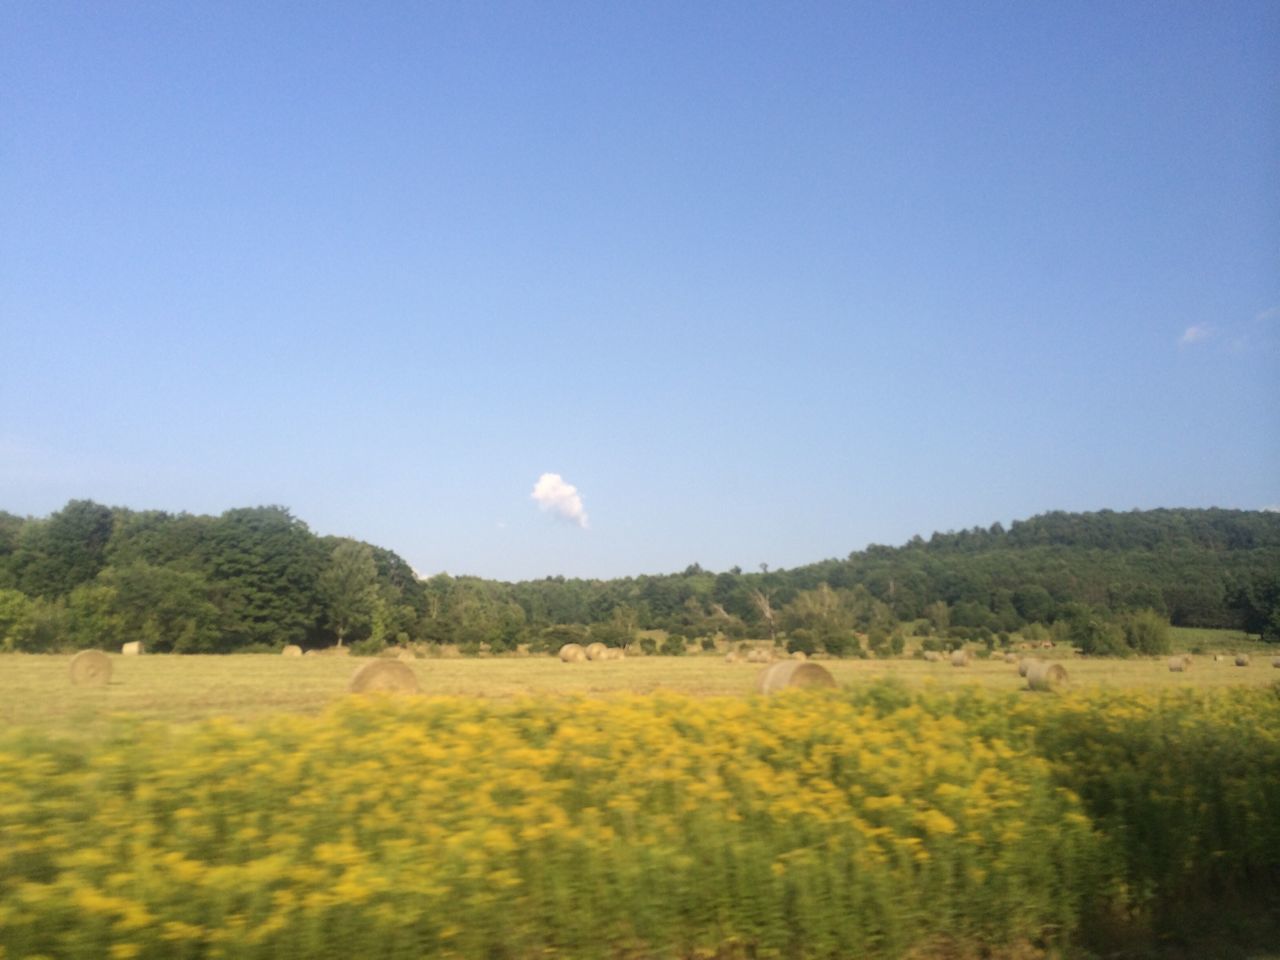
[1,503,1276,653]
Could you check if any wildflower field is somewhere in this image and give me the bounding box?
[2,668,1278,959]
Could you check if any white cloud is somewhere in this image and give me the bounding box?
[1179,324,1212,346]
[531,473,589,529]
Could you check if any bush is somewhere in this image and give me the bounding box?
[1122,609,1172,655]
[350,635,388,656]
[785,630,817,656]
[1067,612,1129,656]
[659,635,687,656]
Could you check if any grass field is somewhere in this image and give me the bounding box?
[3,646,1279,960]
[2,646,1277,738]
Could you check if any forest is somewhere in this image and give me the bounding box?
[1,501,1277,655]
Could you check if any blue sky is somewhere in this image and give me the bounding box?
[2,1,1277,581]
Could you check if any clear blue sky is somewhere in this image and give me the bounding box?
[3,1,1277,581]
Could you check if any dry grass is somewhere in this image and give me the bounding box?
[2,650,1278,740]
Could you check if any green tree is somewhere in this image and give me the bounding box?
[781,584,859,656]
[0,588,34,651]
[1121,609,1172,655]
[203,506,326,649]
[318,541,378,647]
[67,563,223,652]
[10,500,114,598]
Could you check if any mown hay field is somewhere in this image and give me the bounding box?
[3,650,1278,737]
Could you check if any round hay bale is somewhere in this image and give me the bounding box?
[69,649,112,686]
[282,644,303,657]
[1027,660,1068,693]
[950,649,970,667]
[1213,654,1224,662]
[396,648,417,662]
[1235,654,1250,667]
[1168,655,1188,672]
[791,650,808,661]
[1272,657,1280,669]
[1004,652,1018,664]
[121,641,143,656]
[604,647,625,660]
[755,661,837,695]
[585,642,608,661]
[1018,657,1038,678]
[922,650,941,662]
[559,643,587,663]
[348,659,421,694]
[724,651,740,663]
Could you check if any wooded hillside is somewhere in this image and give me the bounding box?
[1,503,1276,653]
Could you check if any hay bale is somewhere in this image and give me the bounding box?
[121,641,143,656]
[791,650,808,661]
[755,660,837,695]
[1004,652,1018,663]
[1235,654,1250,667]
[950,649,970,667]
[922,650,941,662]
[397,648,417,662]
[604,647,626,660]
[1272,657,1280,669]
[348,659,421,694]
[282,644,303,657]
[1168,655,1188,672]
[725,651,740,663]
[559,643,587,663]
[585,642,608,661]
[1027,660,1068,693]
[69,650,112,686]
[1018,657,1038,678]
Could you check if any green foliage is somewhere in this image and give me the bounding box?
[8,500,114,598]
[658,634,686,655]
[204,506,326,649]
[77,562,223,653]
[1066,610,1129,656]
[1121,609,1172,655]
[1,502,1276,654]
[318,540,379,646]
[0,588,33,651]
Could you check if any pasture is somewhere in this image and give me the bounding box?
[2,646,1278,737]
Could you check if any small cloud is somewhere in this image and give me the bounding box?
[1179,325,1212,346]
[1263,504,1280,513]
[531,473,589,529]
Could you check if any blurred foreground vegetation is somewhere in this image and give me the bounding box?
[2,683,1278,959]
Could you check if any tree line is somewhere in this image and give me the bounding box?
[0,501,1277,655]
